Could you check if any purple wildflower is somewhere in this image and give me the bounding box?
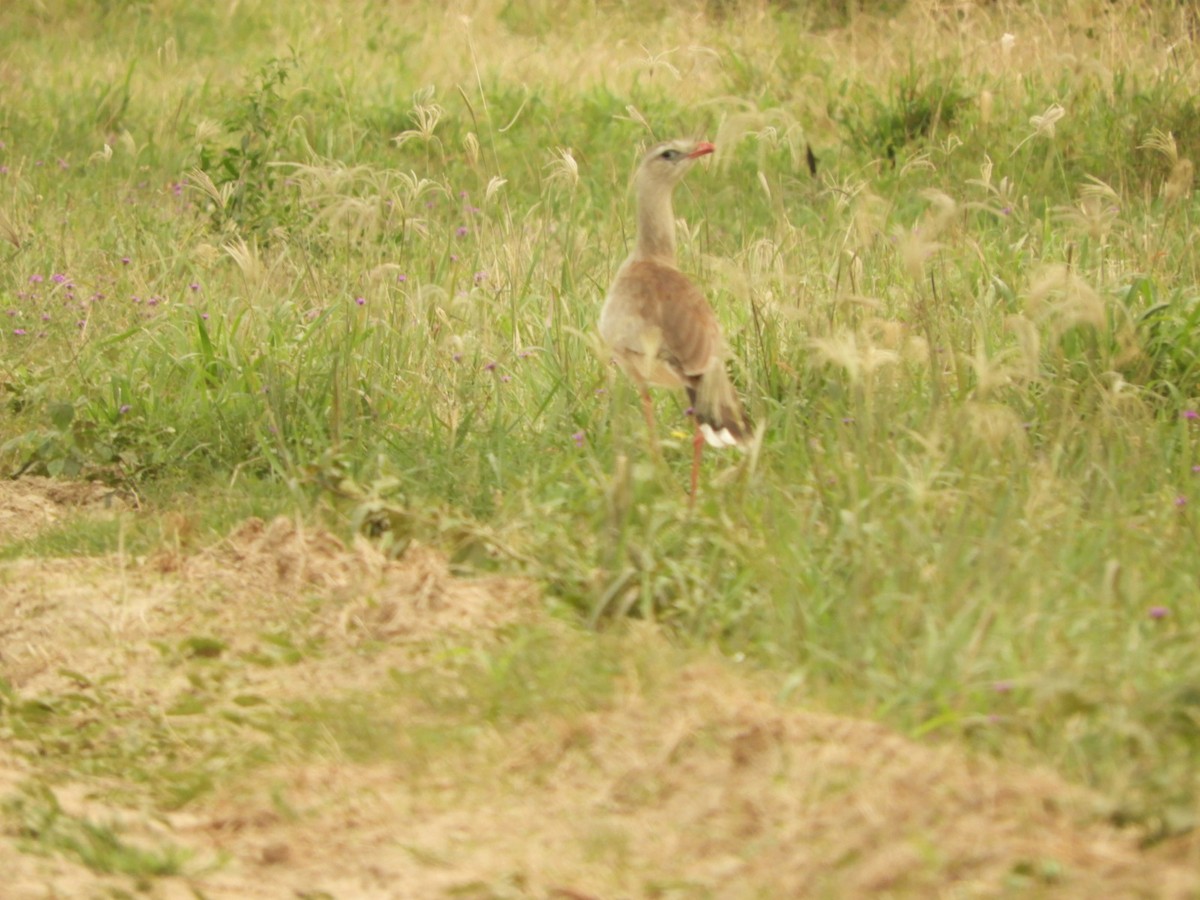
[572,431,585,447]
[118,404,131,415]
[397,274,407,283]
[189,282,200,292]
[13,328,26,336]
[355,296,365,306]
[120,256,130,265]
[456,226,469,237]
[1184,410,1199,421]
[1149,606,1169,620]
[1176,495,1187,508]
[29,274,43,284]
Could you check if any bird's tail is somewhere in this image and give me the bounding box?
[688,364,750,449]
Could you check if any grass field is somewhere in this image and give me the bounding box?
[4,0,1200,893]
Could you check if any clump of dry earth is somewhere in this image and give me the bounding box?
[1,477,1197,898]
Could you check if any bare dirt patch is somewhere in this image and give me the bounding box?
[0,475,128,544]
[2,514,536,699]
[0,478,1197,898]
[178,645,1198,899]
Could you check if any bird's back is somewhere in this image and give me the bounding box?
[601,257,722,385]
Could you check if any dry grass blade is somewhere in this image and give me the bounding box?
[392,90,446,147]
[544,147,580,189]
[186,167,234,213]
[223,236,265,286]
[0,206,22,248]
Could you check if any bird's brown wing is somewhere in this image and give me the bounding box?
[611,260,721,379]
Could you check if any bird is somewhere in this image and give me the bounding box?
[600,138,750,502]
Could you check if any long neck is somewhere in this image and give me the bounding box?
[633,180,677,263]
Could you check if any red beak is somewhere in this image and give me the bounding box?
[687,142,716,159]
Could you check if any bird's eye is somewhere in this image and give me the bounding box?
[660,149,678,161]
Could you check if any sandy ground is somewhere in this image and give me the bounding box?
[1,476,1198,898]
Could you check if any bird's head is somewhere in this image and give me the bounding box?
[634,139,715,192]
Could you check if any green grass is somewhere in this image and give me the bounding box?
[0,474,292,560]
[284,625,629,768]
[4,0,1200,863]
[5,783,193,880]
